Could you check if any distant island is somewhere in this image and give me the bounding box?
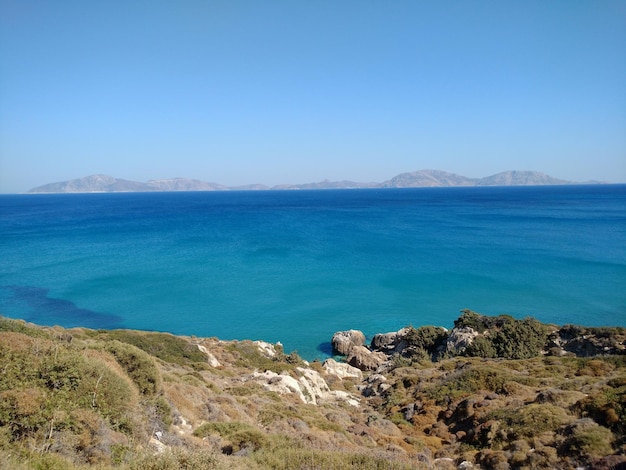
[26,170,598,194]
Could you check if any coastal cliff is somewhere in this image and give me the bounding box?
[0,311,624,469]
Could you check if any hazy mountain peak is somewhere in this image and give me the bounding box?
[27,170,581,193]
[477,170,570,186]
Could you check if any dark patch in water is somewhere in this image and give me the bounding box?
[316,341,334,356]
[2,285,124,329]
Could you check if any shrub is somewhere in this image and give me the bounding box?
[252,446,418,470]
[454,310,488,333]
[404,326,447,359]
[128,447,220,470]
[490,317,550,359]
[226,341,299,374]
[575,359,615,377]
[427,366,510,403]
[150,396,173,430]
[0,388,47,441]
[559,419,614,460]
[573,377,626,433]
[462,315,550,360]
[104,340,162,396]
[99,330,207,366]
[0,336,139,462]
[193,421,267,453]
[0,316,50,339]
[464,336,496,358]
[487,404,572,439]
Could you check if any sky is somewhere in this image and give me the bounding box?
[1,1,625,193]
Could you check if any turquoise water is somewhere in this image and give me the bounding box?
[1,186,625,359]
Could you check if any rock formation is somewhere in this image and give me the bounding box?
[331,329,366,356]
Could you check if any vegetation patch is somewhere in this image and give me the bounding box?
[461,313,551,359]
[95,330,207,366]
[103,340,162,396]
[0,313,624,470]
[487,403,573,440]
[193,421,268,454]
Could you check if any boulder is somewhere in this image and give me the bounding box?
[322,358,363,380]
[347,345,387,371]
[359,373,389,397]
[442,327,478,356]
[371,327,410,353]
[251,370,307,402]
[249,368,360,406]
[253,340,279,358]
[196,344,221,367]
[331,329,366,355]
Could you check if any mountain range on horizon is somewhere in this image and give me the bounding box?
[26,170,599,194]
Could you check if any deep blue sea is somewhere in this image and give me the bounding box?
[1,185,625,360]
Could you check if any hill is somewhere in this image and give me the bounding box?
[380,170,476,188]
[0,311,624,469]
[477,170,570,186]
[27,170,578,193]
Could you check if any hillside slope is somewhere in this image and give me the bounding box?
[0,312,624,469]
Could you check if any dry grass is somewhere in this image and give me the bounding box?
[1,314,624,469]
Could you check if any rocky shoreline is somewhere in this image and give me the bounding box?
[0,311,624,469]
[331,310,626,372]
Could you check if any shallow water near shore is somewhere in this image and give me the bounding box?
[1,185,625,360]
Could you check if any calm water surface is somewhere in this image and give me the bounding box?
[1,185,625,359]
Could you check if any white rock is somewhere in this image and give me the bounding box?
[322,358,363,380]
[329,389,360,407]
[250,368,360,407]
[252,370,308,403]
[331,330,366,355]
[253,340,277,358]
[149,437,167,453]
[196,344,221,367]
[444,327,479,355]
[172,415,193,436]
[296,367,331,405]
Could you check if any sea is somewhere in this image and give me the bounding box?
[1,185,625,360]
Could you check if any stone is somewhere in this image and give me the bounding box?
[359,373,388,397]
[331,330,366,355]
[253,340,278,358]
[347,345,387,371]
[322,358,363,380]
[371,327,410,353]
[443,327,479,356]
[249,367,360,406]
[196,344,221,367]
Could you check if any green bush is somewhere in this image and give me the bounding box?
[454,309,489,333]
[104,340,162,396]
[0,316,50,339]
[463,315,550,359]
[128,447,220,470]
[226,341,300,374]
[251,433,419,470]
[559,419,614,460]
[404,326,447,359]
[490,317,550,359]
[0,335,138,460]
[97,330,207,366]
[487,404,572,439]
[464,336,496,358]
[573,376,626,433]
[427,366,510,403]
[193,421,267,453]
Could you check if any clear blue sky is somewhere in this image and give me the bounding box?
[1,0,625,192]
